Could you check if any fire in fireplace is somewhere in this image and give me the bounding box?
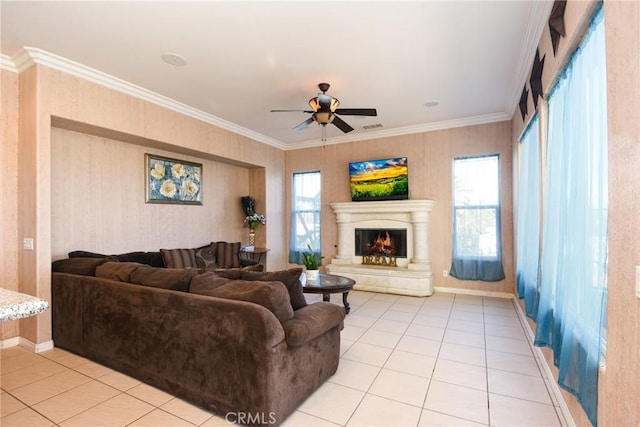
[355,228,407,258]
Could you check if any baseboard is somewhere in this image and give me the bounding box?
[434,286,514,299]
[513,301,576,427]
[0,337,20,349]
[0,337,54,353]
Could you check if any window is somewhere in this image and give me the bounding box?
[289,171,321,264]
[450,154,505,281]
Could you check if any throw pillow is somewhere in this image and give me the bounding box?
[239,268,307,311]
[194,242,217,271]
[95,261,146,282]
[160,248,197,269]
[191,279,294,323]
[129,266,198,292]
[189,271,232,293]
[52,257,113,276]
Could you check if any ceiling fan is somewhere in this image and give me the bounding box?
[271,83,377,140]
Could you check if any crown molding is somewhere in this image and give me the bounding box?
[506,0,554,119]
[0,54,18,73]
[6,47,517,152]
[285,112,511,151]
[14,47,287,150]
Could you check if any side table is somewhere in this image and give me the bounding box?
[239,247,269,266]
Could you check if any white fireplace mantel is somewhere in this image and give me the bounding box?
[327,199,436,296]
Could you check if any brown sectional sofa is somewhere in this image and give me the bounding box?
[51,258,345,426]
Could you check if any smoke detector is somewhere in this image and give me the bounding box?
[161,52,187,67]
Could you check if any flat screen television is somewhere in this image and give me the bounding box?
[349,157,409,202]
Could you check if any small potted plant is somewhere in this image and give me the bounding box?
[302,244,324,282]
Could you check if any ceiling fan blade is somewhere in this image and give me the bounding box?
[271,109,313,113]
[332,115,354,133]
[334,108,377,116]
[293,117,315,131]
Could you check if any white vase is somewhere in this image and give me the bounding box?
[305,269,319,283]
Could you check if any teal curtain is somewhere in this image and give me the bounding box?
[516,114,541,318]
[289,171,321,265]
[534,5,607,425]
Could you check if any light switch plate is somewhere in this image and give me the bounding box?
[23,238,34,251]
[636,266,640,299]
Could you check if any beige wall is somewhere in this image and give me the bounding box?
[512,1,640,425]
[0,70,20,340]
[5,64,287,345]
[286,121,514,295]
[50,128,252,259]
[602,1,640,425]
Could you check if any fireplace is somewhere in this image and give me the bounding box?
[327,200,436,296]
[355,228,407,258]
[355,228,407,267]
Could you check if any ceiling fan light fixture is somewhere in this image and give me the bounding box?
[308,97,320,112]
[329,97,340,112]
[314,112,334,125]
[309,96,340,112]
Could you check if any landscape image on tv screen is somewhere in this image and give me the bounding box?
[349,157,409,202]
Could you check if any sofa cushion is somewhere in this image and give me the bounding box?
[213,263,264,278]
[282,302,346,347]
[69,250,164,267]
[68,250,107,259]
[234,268,307,311]
[191,279,294,323]
[52,257,112,276]
[95,261,146,282]
[129,266,197,291]
[116,251,165,267]
[214,268,243,280]
[195,242,217,271]
[160,248,197,269]
[188,271,232,293]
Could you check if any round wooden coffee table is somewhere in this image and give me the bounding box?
[302,273,355,314]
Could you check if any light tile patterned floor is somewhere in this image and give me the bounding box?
[0,291,567,426]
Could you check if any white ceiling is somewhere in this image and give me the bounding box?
[0,1,552,149]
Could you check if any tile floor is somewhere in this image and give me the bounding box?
[0,291,568,426]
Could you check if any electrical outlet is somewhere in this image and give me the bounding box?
[23,238,34,251]
[443,270,449,278]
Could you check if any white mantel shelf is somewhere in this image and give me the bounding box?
[327,199,436,297]
[0,288,50,322]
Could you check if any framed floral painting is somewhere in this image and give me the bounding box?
[145,154,203,205]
